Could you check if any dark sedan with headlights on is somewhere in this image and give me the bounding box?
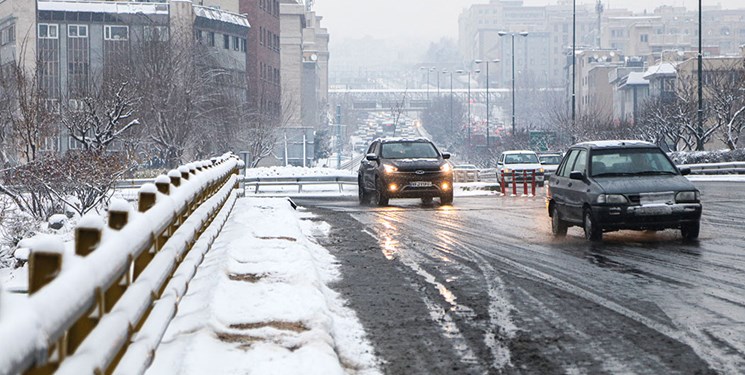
[547,140,702,241]
[358,137,453,206]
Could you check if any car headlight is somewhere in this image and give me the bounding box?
[440,164,452,173]
[383,164,398,174]
[539,168,544,173]
[503,168,511,174]
[596,194,628,204]
[675,191,699,203]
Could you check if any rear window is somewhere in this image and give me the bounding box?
[539,155,561,165]
[504,153,539,164]
[381,142,439,159]
[590,148,677,176]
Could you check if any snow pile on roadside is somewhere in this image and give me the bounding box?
[147,198,379,375]
[247,166,355,178]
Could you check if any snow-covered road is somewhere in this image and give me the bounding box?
[147,198,380,375]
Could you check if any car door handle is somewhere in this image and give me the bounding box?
[568,183,573,188]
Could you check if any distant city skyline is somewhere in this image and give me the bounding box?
[314,0,745,41]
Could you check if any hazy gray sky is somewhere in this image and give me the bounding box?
[313,0,745,40]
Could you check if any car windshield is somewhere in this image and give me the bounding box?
[381,142,439,159]
[504,153,539,164]
[590,148,678,177]
[539,155,561,165]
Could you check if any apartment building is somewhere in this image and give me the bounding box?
[0,0,249,154]
[240,0,281,119]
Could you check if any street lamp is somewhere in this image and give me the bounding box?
[419,66,436,102]
[443,70,454,131]
[498,31,528,136]
[474,59,500,148]
[696,0,704,150]
[457,68,480,146]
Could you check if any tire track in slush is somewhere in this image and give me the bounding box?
[370,203,745,374]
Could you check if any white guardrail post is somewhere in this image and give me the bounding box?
[0,153,243,375]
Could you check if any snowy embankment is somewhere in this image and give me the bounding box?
[147,198,380,375]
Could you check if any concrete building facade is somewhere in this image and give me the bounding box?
[0,0,249,154]
[240,0,281,119]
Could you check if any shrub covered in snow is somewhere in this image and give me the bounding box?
[669,149,745,165]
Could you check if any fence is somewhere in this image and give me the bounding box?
[0,154,242,375]
[679,161,745,175]
[243,175,357,194]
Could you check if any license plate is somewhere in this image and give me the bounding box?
[636,205,672,216]
[411,181,432,187]
[640,192,674,205]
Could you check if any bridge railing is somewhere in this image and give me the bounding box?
[243,175,357,194]
[679,161,745,175]
[0,154,243,375]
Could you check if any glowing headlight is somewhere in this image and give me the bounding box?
[503,168,511,174]
[440,163,452,173]
[383,164,398,174]
[675,191,699,203]
[596,194,628,204]
[539,168,545,173]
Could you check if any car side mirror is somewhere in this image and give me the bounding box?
[441,152,451,159]
[497,161,503,166]
[680,167,691,176]
[569,171,584,180]
[366,153,378,161]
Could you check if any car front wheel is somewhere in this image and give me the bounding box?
[551,205,567,237]
[583,209,602,241]
[374,177,389,206]
[440,191,453,205]
[358,177,370,205]
[681,222,700,240]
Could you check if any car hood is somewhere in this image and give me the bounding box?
[593,175,696,194]
[389,158,442,171]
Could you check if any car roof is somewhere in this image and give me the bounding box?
[572,140,657,149]
[502,150,537,154]
[374,137,433,143]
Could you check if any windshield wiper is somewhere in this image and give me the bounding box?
[593,172,634,177]
[634,171,677,175]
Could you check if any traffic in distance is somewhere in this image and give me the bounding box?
[359,137,702,242]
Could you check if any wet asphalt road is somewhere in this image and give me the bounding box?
[296,181,745,375]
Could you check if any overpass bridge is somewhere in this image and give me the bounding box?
[329,88,509,113]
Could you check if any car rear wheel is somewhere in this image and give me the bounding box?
[374,178,389,206]
[551,205,567,237]
[583,209,602,241]
[681,222,700,240]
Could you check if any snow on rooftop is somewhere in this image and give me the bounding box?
[37,0,169,15]
[643,62,677,78]
[625,72,649,85]
[193,5,250,28]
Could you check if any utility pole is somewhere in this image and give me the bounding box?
[596,0,604,49]
[696,0,704,151]
[572,0,577,130]
[336,105,342,169]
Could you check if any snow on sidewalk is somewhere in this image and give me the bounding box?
[147,197,380,375]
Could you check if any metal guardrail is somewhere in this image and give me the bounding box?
[679,161,745,175]
[243,175,357,194]
[0,154,242,375]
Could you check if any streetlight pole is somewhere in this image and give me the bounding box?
[499,31,528,136]
[572,0,577,130]
[696,0,704,150]
[474,59,500,148]
[444,70,453,131]
[457,69,478,146]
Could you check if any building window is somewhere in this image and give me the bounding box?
[67,25,89,97]
[240,38,246,52]
[68,24,88,38]
[0,25,15,45]
[208,31,215,47]
[38,23,59,39]
[232,36,239,51]
[223,34,229,49]
[104,25,128,40]
[144,25,168,41]
[640,34,648,43]
[196,29,203,42]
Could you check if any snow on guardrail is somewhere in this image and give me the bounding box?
[0,154,242,375]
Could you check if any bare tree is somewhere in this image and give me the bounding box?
[706,59,745,150]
